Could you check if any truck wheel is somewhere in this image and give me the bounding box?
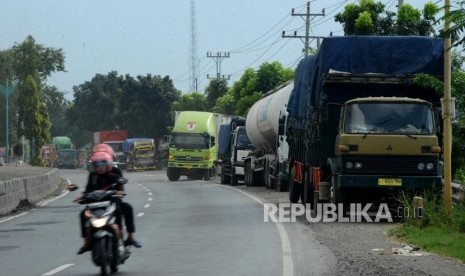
[167,168,181,181]
[302,170,314,207]
[288,167,302,203]
[230,171,238,186]
[245,161,253,187]
[265,164,271,189]
[220,166,230,184]
[203,169,213,181]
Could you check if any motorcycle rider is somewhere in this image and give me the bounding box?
[76,150,141,255]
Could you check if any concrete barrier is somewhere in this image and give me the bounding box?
[0,168,60,215]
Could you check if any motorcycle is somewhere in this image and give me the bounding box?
[74,179,131,275]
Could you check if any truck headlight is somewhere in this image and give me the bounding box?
[169,153,174,161]
[418,163,425,170]
[426,163,434,170]
[345,162,354,169]
[205,153,211,161]
[355,162,363,169]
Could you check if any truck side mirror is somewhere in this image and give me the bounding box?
[211,136,215,147]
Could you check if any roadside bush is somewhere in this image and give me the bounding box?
[30,157,45,167]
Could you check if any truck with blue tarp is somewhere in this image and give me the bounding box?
[123,138,157,171]
[285,36,444,209]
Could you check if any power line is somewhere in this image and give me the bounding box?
[282,1,325,56]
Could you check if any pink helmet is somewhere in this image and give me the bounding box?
[90,151,113,168]
[92,144,115,160]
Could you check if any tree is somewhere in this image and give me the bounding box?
[444,1,465,47]
[17,75,51,160]
[43,86,71,137]
[116,74,180,138]
[68,71,123,133]
[213,61,295,116]
[172,92,208,112]
[205,79,228,109]
[11,36,64,159]
[335,0,439,36]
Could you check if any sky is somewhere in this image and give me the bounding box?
[0,0,432,98]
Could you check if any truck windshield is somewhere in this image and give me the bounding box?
[236,131,253,148]
[58,150,75,157]
[344,102,434,135]
[172,133,209,149]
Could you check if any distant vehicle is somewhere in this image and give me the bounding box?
[93,130,129,169]
[123,138,157,171]
[167,111,231,181]
[217,117,254,185]
[286,36,444,209]
[243,82,293,191]
[51,136,77,169]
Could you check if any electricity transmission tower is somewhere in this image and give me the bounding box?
[282,1,325,56]
[189,0,200,92]
[206,52,230,80]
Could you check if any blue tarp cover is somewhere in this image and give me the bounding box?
[122,138,153,153]
[287,36,444,126]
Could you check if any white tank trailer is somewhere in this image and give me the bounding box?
[244,81,293,190]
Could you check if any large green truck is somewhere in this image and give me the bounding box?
[286,36,444,210]
[52,136,77,169]
[167,111,231,181]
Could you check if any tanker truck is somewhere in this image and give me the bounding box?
[244,81,293,191]
[286,36,444,210]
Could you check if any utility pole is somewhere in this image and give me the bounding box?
[0,82,17,163]
[397,0,404,12]
[206,52,230,80]
[282,1,325,56]
[189,0,200,92]
[443,0,452,214]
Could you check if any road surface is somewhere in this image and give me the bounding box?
[0,169,335,276]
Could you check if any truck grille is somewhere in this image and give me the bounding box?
[174,156,204,162]
[340,156,439,176]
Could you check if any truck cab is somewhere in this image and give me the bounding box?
[229,126,254,185]
[331,97,442,203]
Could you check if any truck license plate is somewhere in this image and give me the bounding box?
[378,178,402,186]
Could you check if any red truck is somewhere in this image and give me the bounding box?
[93,130,129,169]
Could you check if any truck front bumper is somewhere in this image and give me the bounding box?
[338,174,442,190]
[168,161,212,170]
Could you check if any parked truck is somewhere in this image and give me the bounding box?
[168,111,231,181]
[217,117,254,186]
[243,81,293,191]
[123,138,157,171]
[286,36,444,209]
[93,130,129,169]
[51,136,77,169]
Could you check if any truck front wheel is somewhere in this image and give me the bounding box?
[289,167,302,203]
[220,166,230,184]
[167,168,181,181]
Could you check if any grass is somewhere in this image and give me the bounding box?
[389,191,465,263]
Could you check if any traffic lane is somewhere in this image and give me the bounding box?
[0,169,86,276]
[61,172,283,276]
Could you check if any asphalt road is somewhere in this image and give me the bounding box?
[0,169,335,276]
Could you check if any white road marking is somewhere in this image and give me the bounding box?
[148,198,153,201]
[144,204,150,208]
[42,264,75,275]
[0,211,29,224]
[138,184,142,187]
[148,192,152,196]
[37,190,69,207]
[137,212,145,217]
[218,184,294,276]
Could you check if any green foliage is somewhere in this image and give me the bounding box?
[443,1,465,47]
[390,192,465,262]
[205,79,228,109]
[172,92,207,112]
[355,11,374,35]
[335,0,439,36]
[69,72,180,142]
[213,62,294,116]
